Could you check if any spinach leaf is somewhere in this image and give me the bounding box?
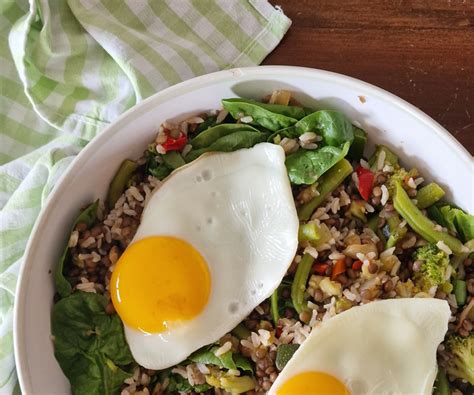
[189,345,253,373]
[295,110,354,146]
[348,126,367,160]
[223,98,306,120]
[186,131,269,162]
[194,115,217,134]
[285,142,350,185]
[276,344,299,371]
[55,201,99,299]
[107,160,139,209]
[51,292,133,395]
[191,123,262,149]
[222,98,298,131]
[267,126,298,143]
[147,153,173,180]
[162,151,185,170]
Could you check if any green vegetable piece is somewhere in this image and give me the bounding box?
[191,123,262,149]
[162,151,185,170]
[429,202,474,243]
[298,159,353,220]
[220,376,255,394]
[367,215,379,232]
[412,244,449,292]
[433,368,449,395]
[286,142,350,185]
[349,200,367,222]
[149,163,172,180]
[416,183,445,209]
[276,344,300,371]
[443,333,474,385]
[348,127,367,160]
[189,345,253,373]
[454,280,467,306]
[167,374,212,393]
[291,253,314,314]
[107,159,138,209]
[186,130,269,162]
[222,98,299,131]
[298,223,321,242]
[271,289,280,325]
[393,181,464,255]
[231,323,251,340]
[385,215,408,249]
[224,98,306,119]
[194,115,217,134]
[368,145,399,170]
[295,110,354,146]
[55,201,99,298]
[51,292,133,395]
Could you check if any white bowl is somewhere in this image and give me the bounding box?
[14,66,473,394]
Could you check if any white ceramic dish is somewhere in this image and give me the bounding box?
[14,66,473,394]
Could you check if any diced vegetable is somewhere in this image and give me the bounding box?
[352,260,363,270]
[313,263,329,275]
[220,376,255,394]
[393,181,464,255]
[298,223,321,242]
[107,159,139,209]
[269,90,292,106]
[416,182,445,209]
[385,214,408,249]
[295,110,354,146]
[55,200,99,298]
[194,115,217,134]
[331,259,346,280]
[285,142,350,185]
[348,127,367,160]
[310,223,333,247]
[428,202,474,243]
[231,323,251,341]
[454,280,467,306]
[276,344,300,371]
[298,159,353,220]
[162,151,185,169]
[162,132,187,152]
[271,289,280,325]
[355,165,374,201]
[433,368,449,395]
[369,144,398,170]
[291,254,315,313]
[349,200,367,222]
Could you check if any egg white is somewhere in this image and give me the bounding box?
[123,143,299,369]
[269,298,451,395]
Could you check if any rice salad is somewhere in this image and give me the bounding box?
[51,91,474,395]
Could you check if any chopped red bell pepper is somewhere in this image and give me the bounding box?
[331,259,346,280]
[355,165,375,201]
[312,262,329,275]
[352,260,363,270]
[161,132,187,152]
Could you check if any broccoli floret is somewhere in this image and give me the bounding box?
[442,334,474,385]
[412,244,449,292]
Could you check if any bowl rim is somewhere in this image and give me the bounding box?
[13,65,473,393]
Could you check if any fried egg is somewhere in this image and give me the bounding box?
[110,143,299,369]
[269,298,450,395]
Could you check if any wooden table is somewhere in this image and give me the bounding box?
[265,0,474,155]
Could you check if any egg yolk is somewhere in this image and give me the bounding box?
[276,372,350,395]
[110,236,211,333]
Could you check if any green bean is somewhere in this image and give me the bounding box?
[291,253,315,314]
[454,280,467,306]
[107,159,138,209]
[433,368,449,395]
[298,159,353,221]
[416,182,445,209]
[271,289,280,325]
[393,181,464,255]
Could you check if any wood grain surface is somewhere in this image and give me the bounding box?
[265,0,474,154]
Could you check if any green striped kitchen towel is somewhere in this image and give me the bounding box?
[0,1,291,392]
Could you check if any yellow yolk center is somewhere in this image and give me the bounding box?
[110,236,211,333]
[276,372,350,395]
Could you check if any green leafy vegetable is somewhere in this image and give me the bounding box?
[428,202,474,243]
[189,345,252,373]
[369,144,399,170]
[107,160,139,209]
[186,131,269,162]
[222,98,299,131]
[191,123,262,149]
[51,292,133,395]
[146,152,172,180]
[276,344,300,371]
[55,201,99,299]
[393,181,464,255]
[167,374,212,393]
[231,323,251,341]
[194,115,217,134]
[285,142,350,185]
[295,110,354,146]
[298,159,353,220]
[348,126,367,160]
